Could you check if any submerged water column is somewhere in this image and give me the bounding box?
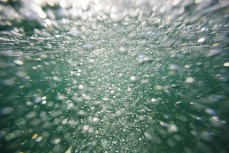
[0,0,229,153]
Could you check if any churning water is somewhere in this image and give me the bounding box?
[0,0,229,152]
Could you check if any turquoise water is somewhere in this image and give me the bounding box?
[0,0,229,153]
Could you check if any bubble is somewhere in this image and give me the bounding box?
[0,107,14,115]
[200,131,212,141]
[223,62,229,67]
[65,146,72,153]
[78,84,84,89]
[210,116,222,127]
[184,65,190,69]
[92,117,99,122]
[168,124,178,133]
[185,77,194,83]
[78,110,87,116]
[53,138,61,144]
[102,140,108,149]
[57,94,66,100]
[206,48,223,57]
[155,85,163,90]
[2,78,15,86]
[82,43,94,50]
[169,64,179,71]
[5,133,15,141]
[34,94,42,103]
[197,37,205,43]
[205,108,216,115]
[160,121,168,127]
[151,98,158,103]
[14,59,23,66]
[62,119,68,125]
[138,115,144,121]
[88,127,94,133]
[119,46,127,53]
[53,76,61,82]
[35,136,43,142]
[144,132,153,140]
[136,54,153,64]
[69,28,81,37]
[16,71,26,77]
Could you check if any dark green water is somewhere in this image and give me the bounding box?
[0,0,229,153]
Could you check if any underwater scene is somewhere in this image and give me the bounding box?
[0,0,229,152]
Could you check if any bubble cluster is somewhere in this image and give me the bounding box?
[0,0,229,153]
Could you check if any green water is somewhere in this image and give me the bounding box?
[0,0,229,153]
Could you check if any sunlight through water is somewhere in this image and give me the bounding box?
[0,0,229,153]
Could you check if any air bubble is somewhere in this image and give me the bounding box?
[14,59,23,66]
[223,62,229,67]
[197,37,205,43]
[185,77,194,83]
[0,107,14,115]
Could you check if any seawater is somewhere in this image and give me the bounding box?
[0,0,229,153]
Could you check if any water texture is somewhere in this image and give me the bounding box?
[0,0,229,152]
